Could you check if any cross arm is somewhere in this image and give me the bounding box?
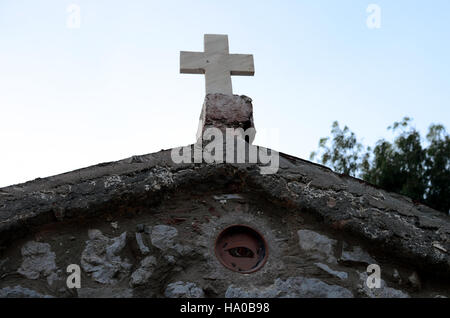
[229,54,255,76]
[180,51,207,74]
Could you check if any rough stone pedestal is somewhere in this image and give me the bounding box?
[196,94,256,144]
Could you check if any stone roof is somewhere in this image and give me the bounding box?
[1,146,449,281]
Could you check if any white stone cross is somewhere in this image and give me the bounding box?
[180,34,255,95]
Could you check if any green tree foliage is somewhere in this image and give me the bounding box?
[310,121,365,176]
[310,117,450,214]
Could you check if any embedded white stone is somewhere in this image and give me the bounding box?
[130,256,157,287]
[297,230,337,263]
[315,263,348,281]
[164,281,205,298]
[17,241,57,281]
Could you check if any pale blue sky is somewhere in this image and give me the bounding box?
[0,1,449,187]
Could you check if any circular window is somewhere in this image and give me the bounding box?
[215,225,268,273]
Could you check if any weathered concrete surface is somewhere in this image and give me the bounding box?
[17,241,57,281]
[80,230,131,284]
[297,230,337,263]
[130,256,157,287]
[339,245,376,266]
[150,225,179,251]
[77,287,133,298]
[315,263,348,281]
[0,127,449,297]
[164,281,205,298]
[0,285,53,298]
[0,148,449,277]
[225,277,353,298]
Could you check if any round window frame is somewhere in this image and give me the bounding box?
[214,224,269,274]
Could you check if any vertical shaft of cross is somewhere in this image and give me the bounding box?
[204,34,229,55]
[205,64,233,95]
[203,34,232,95]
